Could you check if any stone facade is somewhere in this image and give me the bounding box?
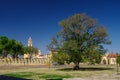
[28,37,32,47]
[101,53,117,65]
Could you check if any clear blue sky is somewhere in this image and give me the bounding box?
[0,0,120,54]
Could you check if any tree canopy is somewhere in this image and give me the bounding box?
[24,46,38,58]
[116,54,120,66]
[0,36,39,58]
[48,13,111,69]
[0,36,24,58]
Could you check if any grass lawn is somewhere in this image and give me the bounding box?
[0,65,119,80]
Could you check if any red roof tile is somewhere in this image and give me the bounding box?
[108,53,117,58]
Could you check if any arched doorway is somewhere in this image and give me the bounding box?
[103,59,107,64]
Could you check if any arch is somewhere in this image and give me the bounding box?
[103,59,107,64]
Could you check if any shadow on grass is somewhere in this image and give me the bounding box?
[57,67,114,71]
[0,75,31,80]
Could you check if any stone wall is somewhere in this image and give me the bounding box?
[0,58,49,66]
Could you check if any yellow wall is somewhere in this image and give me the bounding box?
[101,54,116,65]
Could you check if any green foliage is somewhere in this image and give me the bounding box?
[52,51,69,65]
[0,36,24,58]
[24,46,38,58]
[0,36,9,56]
[116,55,120,65]
[84,45,105,64]
[10,40,24,58]
[49,13,111,67]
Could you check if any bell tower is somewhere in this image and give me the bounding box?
[28,37,32,47]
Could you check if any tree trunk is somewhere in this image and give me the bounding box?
[13,53,18,59]
[73,62,80,70]
[3,50,8,58]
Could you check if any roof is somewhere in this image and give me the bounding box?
[108,53,117,58]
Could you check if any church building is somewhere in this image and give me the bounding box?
[28,37,32,47]
[24,37,45,59]
[24,37,33,58]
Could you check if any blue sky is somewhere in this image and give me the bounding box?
[0,0,120,54]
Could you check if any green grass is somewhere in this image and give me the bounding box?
[5,72,34,78]
[0,65,119,80]
[4,71,71,79]
[40,74,71,79]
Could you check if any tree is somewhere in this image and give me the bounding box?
[48,13,111,70]
[0,36,10,57]
[0,36,24,58]
[24,46,38,58]
[10,39,24,58]
[116,54,120,66]
[51,51,69,65]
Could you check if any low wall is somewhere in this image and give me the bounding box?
[0,58,49,66]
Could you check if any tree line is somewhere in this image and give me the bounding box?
[0,36,38,58]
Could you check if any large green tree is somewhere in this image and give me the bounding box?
[49,13,111,69]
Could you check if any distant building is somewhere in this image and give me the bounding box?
[24,37,33,58]
[24,53,30,58]
[28,37,32,47]
[36,50,44,58]
[101,52,118,65]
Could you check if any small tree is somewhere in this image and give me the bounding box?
[24,46,38,58]
[116,55,120,66]
[48,13,111,70]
